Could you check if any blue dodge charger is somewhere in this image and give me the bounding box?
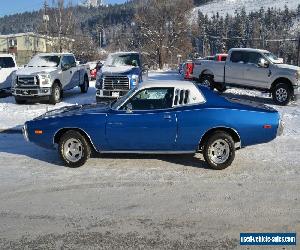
[23,81,283,170]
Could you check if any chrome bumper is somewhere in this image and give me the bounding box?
[12,87,51,97]
[277,120,284,136]
[22,124,29,142]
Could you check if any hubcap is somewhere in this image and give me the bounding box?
[208,139,230,164]
[275,88,287,102]
[202,79,211,87]
[54,87,60,101]
[63,138,83,163]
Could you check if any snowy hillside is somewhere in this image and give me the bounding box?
[192,0,300,17]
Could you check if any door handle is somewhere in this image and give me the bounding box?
[70,71,72,74]
[164,114,172,120]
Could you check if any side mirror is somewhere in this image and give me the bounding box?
[126,103,133,113]
[258,58,269,68]
[61,63,70,71]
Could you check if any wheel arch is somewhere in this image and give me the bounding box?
[271,77,293,92]
[199,127,241,150]
[200,69,214,79]
[53,128,98,152]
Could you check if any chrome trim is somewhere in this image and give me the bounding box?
[101,150,195,154]
[53,127,99,152]
[22,124,29,142]
[13,87,51,97]
[277,119,284,136]
[198,126,242,149]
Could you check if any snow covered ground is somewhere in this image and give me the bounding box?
[192,0,300,18]
[0,71,299,248]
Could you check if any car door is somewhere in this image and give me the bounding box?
[243,52,270,88]
[106,87,177,151]
[68,55,81,88]
[61,56,73,90]
[225,51,247,86]
[0,57,16,90]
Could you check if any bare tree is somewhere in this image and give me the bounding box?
[134,0,194,69]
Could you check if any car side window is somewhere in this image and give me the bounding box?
[122,87,174,111]
[230,51,245,63]
[0,57,15,68]
[67,56,76,67]
[247,52,263,65]
[174,89,190,106]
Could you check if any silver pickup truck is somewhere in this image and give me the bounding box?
[12,53,90,104]
[192,48,300,105]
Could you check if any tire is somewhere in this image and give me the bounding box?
[203,131,235,170]
[49,82,62,105]
[272,83,292,106]
[58,130,91,168]
[80,75,89,93]
[15,97,26,104]
[215,83,227,93]
[201,75,214,90]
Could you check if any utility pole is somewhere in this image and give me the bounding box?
[43,1,49,36]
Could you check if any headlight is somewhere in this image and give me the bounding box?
[39,74,51,85]
[12,73,17,87]
[96,74,103,89]
[132,74,139,86]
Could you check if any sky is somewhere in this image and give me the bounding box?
[0,0,126,17]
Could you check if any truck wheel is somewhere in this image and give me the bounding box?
[215,83,226,93]
[80,75,89,93]
[272,83,292,106]
[203,131,235,170]
[49,83,62,105]
[59,130,91,168]
[15,97,26,105]
[201,75,214,90]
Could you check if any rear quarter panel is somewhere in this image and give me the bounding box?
[174,105,279,151]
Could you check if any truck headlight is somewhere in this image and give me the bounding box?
[132,74,139,86]
[96,75,103,89]
[12,74,17,87]
[39,74,51,85]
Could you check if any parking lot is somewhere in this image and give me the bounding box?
[0,71,299,249]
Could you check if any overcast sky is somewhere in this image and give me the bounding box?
[0,0,127,17]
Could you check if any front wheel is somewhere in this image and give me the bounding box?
[80,75,89,93]
[49,82,62,105]
[203,131,235,170]
[59,130,91,168]
[272,83,292,106]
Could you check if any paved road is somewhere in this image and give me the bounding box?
[0,133,299,249]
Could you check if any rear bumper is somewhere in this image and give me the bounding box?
[96,89,129,98]
[277,120,284,136]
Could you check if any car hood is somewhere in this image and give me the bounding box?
[101,65,138,75]
[36,103,110,119]
[275,64,300,71]
[16,66,58,76]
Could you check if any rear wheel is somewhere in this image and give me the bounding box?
[59,130,91,168]
[49,82,62,105]
[203,131,235,170]
[201,75,214,90]
[272,83,292,106]
[80,75,89,93]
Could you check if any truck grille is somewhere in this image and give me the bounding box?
[17,76,38,86]
[103,76,129,90]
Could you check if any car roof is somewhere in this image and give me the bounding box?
[36,53,74,56]
[141,80,195,89]
[0,54,15,58]
[110,51,139,55]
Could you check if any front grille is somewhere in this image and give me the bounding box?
[103,75,129,90]
[17,76,37,86]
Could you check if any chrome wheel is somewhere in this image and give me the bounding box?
[202,79,211,87]
[208,139,230,164]
[54,86,61,101]
[63,138,84,163]
[276,88,288,103]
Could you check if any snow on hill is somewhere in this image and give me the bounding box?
[192,0,300,17]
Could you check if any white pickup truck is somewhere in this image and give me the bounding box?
[0,54,18,92]
[192,48,300,105]
[12,53,90,104]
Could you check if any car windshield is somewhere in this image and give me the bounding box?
[27,55,61,67]
[105,53,140,67]
[263,52,282,64]
[111,87,137,110]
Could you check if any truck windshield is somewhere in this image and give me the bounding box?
[27,55,61,67]
[0,57,15,68]
[111,87,137,110]
[263,52,282,64]
[105,53,140,67]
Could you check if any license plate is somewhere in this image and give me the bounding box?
[112,92,119,98]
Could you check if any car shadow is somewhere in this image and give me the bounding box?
[0,133,211,170]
